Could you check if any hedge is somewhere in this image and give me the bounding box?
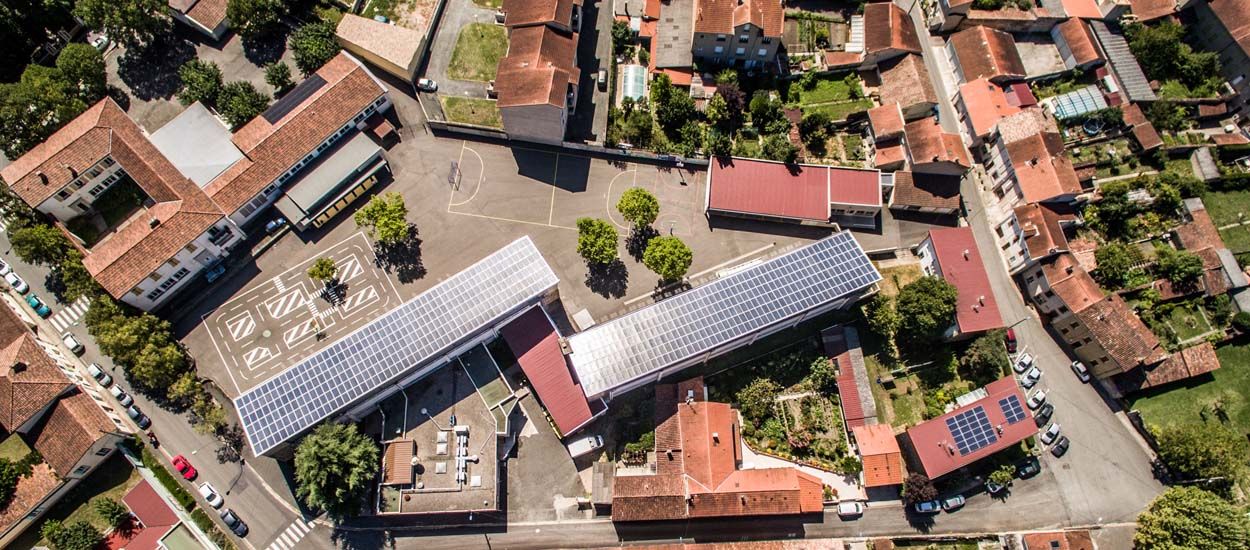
[191,508,236,550]
[140,448,195,511]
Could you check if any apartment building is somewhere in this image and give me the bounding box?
[689,0,784,69]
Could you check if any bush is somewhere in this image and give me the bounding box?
[289,21,341,75]
[265,61,294,94]
[0,458,18,509]
[141,447,195,511]
[191,508,236,550]
[177,60,224,106]
[42,520,102,550]
[736,378,781,423]
[93,497,131,528]
[217,81,271,129]
[1232,312,1250,333]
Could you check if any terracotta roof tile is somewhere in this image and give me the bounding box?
[382,440,415,485]
[824,51,863,68]
[1197,102,1228,118]
[864,3,921,56]
[1060,0,1102,18]
[695,0,782,36]
[852,424,904,487]
[1005,133,1082,203]
[336,14,424,71]
[503,0,581,28]
[1049,260,1103,313]
[183,0,227,30]
[868,103,906,142]
[1211,133,1250,146]
[890,171,961,211]
[1073,293,1167,370]
[878,54,937,112]
[875,141,908,170]
[1175,209,1223,252]
[1129,342,1221,390]
[1055,18,1103,67]
[958,79,1021,138]
[0,464,60,535]
[906,378,1035,478]
[995,107,1059,144]
[495,25,579,110]
[927,227,1005,333]
[1129,0,1180,21]
[948,26,1026,83]
[32,392,115,476]
[1015,202,1071,260]
[1023,531,1096,550]
[905,117,969,168]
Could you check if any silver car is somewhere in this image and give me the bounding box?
[1012,352,1034,374]
[109,385,133,407]
[1027,388,1048,409]
[1020,366,1042,389]
[1041,422,1062,445]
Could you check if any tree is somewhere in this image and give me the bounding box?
[85,295,126,335]
[227,0,287,39]
[289,21,342,75]
[42,519,104,550]
[1093,242,1144,288]
[896,277,959,345]
[616,187,659,228]
[93,497,131,528]
[217,81,270,129]
[650,74,695,135]
[168,371,201,408]
[10,224,73,267]
[749,92,787,134]
[761,134,798,164]
[807,357,836,393]
[902,472,937,505]
[1155,423,1250,482]
[354,192,410,245]
[705,130,732,158]
[643,236,693,281]
[190,394,226,435]
[864,294,901,342]
[129,339,189,392]
[1135,487,1250,550]
[714,81,746,132]
[1126,21,1221,93]
[0,66,90,158]
[1146,100,1188,133]
[177,60,223,106]
[59,251,101,303]
[265,61,294,95]
[1152,182,1182,214]
[55,43,107,104]
[295,423,379,517]
[576,218,619,265]
[798,112,831,155]
[307,257,339,285]
[1156,248,1204,286]
[1087,180,1138,239]
[0,458,18,509]
[988,464,1015,487]
[611,20,632,57]
[73,0,168,47]
[705,94,729,130]
[1233,311,1250,333]
[736,377,780,422]
[960,329,1008,384]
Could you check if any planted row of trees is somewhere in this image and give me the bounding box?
[576,187,693,282]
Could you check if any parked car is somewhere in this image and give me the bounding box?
[1004,328,1017,353]
[417,78,438,92]
[1033,402,1054,427]
[1050,436,1071,458]
[1012,352,1034,374]
[597,69,608,90]
[1017,456,1042,478]
[220,508,248,537]
[913,500,941,514]
[62,332,84,355]
[172,455,198,481]
[837,501,864,518]
[6,272,29,294]
[565,434,604,458]
[0,258,10,276]
[198,482,224,509]
[25,294,50,317]
[941,495,966,512]
[1041,422,1062,445]
[87,363,113,387]
[1026,388,1048,409]
[1020,366,1042,389]
[264,217,287,234]
[89,33,110,51]
[127,405,151,429]
[1070,360,1091,383]
[109,385,133,407]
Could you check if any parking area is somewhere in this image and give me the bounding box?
[201,232,402,396]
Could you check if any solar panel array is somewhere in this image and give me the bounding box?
[945,406,998,456]
[999,395,1027,425]
[567,232,880,397]
[236,237,558,455]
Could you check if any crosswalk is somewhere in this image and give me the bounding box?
[266,518,315,550]
[49,298,90,332]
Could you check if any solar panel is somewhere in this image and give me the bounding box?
[945,405,998,456]
[263,75,327,123]
[999,395,1026,425]
[235,237,558,455]
[567,232,880,397]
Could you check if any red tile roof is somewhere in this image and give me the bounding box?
[382,440,415,485]
[0,463,60,536]
[1175,209,1223,252]
[182,0,228,30]
[864,3,921,57]
[905,377,1035,479]
[1210,0,1250,60]
[904,117,970,169]
[874,141,908,170]
[824,51,863,69]
[1055,18,1103,68]
[1015,202,1071,260]
[1197,102,1228,118]
[1211,133,1250,146]
[1047,258,1103,314]
[1023,531,1095,550]
[494,25,579,110]
[958,79,1021,139]
[868,103,906,143]
[708,157,881,221]
[1128,342,1221,390]
[878,54,938,111]
[852,424,905,487]
[1074,293,1167,371]
[502,0,582,28]
[1060,0,1102,18]
[927,227,1005,334]
[1005,132,1082,203]
[500,307,593,437]
[0,306,70,432]
[694,0,783,36]
[948,26,1026,83]
[32,392,115,476]
[1129,0,1179,21]
[124,480,180,534]
[890,171,961,212]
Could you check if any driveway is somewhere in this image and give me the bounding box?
[423,0,499,103]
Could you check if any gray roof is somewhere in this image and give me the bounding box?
[654,0,693,69]
[1217,248,1249,289]
[1089,21,1157,102]
[567,232,880,397]
[149,102,244,187]
[276,131,382,218]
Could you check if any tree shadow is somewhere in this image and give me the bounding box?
[585,260,628,298]
[116,33,196,101]
[626,225,658,261]
[373,225,427,283]
[241,28,290,67]
[107,85,132,111]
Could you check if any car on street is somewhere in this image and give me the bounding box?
[914,500,941,514]
[172,455,197,481]
[220,509,248,537]
[1034,402,1054,427]
[1050,436,1071,457]
[198,482,224,509]
[941,495,965,512]
[127,405,151,429]
[837,501,863,518]
[0,259,10,276]
[1027,388,1048,409]
[1017,456,1042,478]
[1012,352,1034,374]
[89,33,110,51]
[5,272,28,294]
[25,294,50,317]
[1005,328,1017,353]
[1041,422,1062,445]
[417,78,438,92]
[1020,366,1042,389]
[109,385,133,407]
[1070,360,1091,383]
[86,363,112,387]
[597,69,608,90]
[61,332,84,355]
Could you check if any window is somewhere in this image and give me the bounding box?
[1057,305,1068,314]
[1044,290,1055,298]
[184,243,198,253]
[95,447,111,456]
[739,35,749,43]
[55,189,71,201]
[130,288,143,296]
[1060,327,1068,335]
[735,47,745,55]
[167,258,180,268]
[995,226,1004,237]
[761,38,771,44]
[146,288,165,301]
[101,157,115,168]
[1073,340,1083,348]
[758,48,767,57]
[714,46,724,54]
[73,465,90,475]
[148,272,161,282]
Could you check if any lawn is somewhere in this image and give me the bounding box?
[1161,301,1215,343]
[1129,340,1250,438]
[801,99,873,121]
[472,0,503,7]
[93,178,147,228]
[795,75,857,105]
[441,97,503,128]
[447,23,508,82]
[1202,189,1250,228]
[10,454,140,550]
[893,540,985,550]
[1219,226,1250,256]
[875,263,923,297]
[0,433,30,462]
[1068,139,1132,165]
[841,133,864,161]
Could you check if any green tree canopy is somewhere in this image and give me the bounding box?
[42,519,104,550]
[575,218,619,265]
[1146,100,1188,133]
[10,224,73,267]
[0,65,90,158]
[353,192,410,245]
[896,276,959,345]
[1155,423,1250,482]
[960,329,1009,384]
[55,43,107,104]
[1135,487,1250,550]
[1094,242,1144,288]
[650,74,695,135]
[1126,21,1221,94]
[177,60,224,106]
[761,134,798,164]
[611,20,631,56]
[289,21,342,75]
[736,377,780,423]
[1156,247,1204,286]
[265,61,294,94]
[227,0,288,39]
[902,472,937,505]
[798,112,831,154]
[93,497,131,528]
[295,423,379,517]
[988,464,1014,487]
[59,250,101,303]
[217,80,270,129]
[73,0,168,47]
[642,236,693,281]
[749,92,788,135]
[307,257,339,285]
[0,458,18,509]
[864,293,901,341]
[168,371,201,408]
[616,187,659,228]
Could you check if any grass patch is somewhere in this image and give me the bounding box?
[1219,226,1250,256]
[447,23,507,82]
[1163,301,1215,342]
[1203,189,1250,228]
[362,0,406,20]
[893,540,985,550]
[0,433,31,462]
[795,76,856,105]
[441,97,503,128]
[841,133,864,161]
[876,264,923,297]
[9,454,141,550]
[93,178,147,228]
[191,508,236,550]
[1130,340,1250,438]
[801,99,873,121]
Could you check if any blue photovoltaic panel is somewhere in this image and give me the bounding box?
[945,406,997,456]
[999,395,1026,425]
[567,232,880,397]
[234,237,558,455]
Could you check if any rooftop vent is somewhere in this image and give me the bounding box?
[149,218,160,229]
[11,362,25,373]
[36,171,47,185]
[712,432,720,444]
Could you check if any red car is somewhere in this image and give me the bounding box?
[1005,328,1018,353]
[172,455,197,481]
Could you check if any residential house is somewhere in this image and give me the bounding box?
[946,26,1027,85]
[901,377,1035,479]
[503,0,583,32]
[1128,0,1182,21]
[495,2,581,146]
[1014,202,1075,266]
[704,157,885,229]
[1172,198,1250,299]
[1019,530,1096,550]
[689,0,784,70]
[904,117,970,176]
[1051,18,1106,72]
[877,54,939,120]
[335,14,426,82]
[863,2,921,69]
[954,78,1023,146]
[119,480,212,549]
[168,0,228,41]
[1116,341,1222,393]
[1192,0,1250,115]
[1122,103,1163,151]
[851,424,905,488]
[917,227,1005,339]
[888,171,962,216]
[867,103,908,171]
[611,377,824,521]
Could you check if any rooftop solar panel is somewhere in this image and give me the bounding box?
[567,232,880,397]
[263,74,327,123]
[999,395,1026,425]
[945,405,997,456]
[235,237,558,455]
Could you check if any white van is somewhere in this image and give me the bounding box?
[565,435,603,458]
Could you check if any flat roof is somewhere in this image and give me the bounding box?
[236,237,559,456]
[148,102,244,187]
[568,232,880,398]
[500,307,593,437]
[280,131,382,213]
[927,227,1004,334]
[905,377,1034,479]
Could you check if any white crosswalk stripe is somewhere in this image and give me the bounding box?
[266,518,314,550]
[49,298,91,332]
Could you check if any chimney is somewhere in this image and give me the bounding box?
[1029,157,1039,166]
[946,444,955,455]
[666,450,674,460]
[963,249,970,259]
[978,295,986,305]
[36,171,47,185]
[996,425,1003,435]
[712,432,720,445]
[685,389,694,405]
[12,362,25,373]
[149,218,161,229]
